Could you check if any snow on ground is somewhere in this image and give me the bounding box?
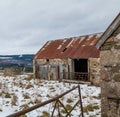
[0,74,101,117]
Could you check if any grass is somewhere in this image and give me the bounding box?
[5,92,11,98]
[34,98,41,104]
[83,104,99,113]
[49,87,55,90]
[24,74,33,81]
[65,104,73,111]
[19,81,25,88]
[25,84,34,89]
[66,98,73,103]
[19,114,27,117]
[46,94,51,98]
[40,111,50,117]
[11,95,18,106]
[0,74,101,116]
[28,100,34,105]
[20,104,29,110]
[61,109,67,114]
[0,108,2,112]
[92,105,100,110]
[83,104,94,112]
[49,87,56,92]
[23,93,30,99]
[0,91,2,96]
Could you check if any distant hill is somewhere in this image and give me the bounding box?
[0,54,34,71]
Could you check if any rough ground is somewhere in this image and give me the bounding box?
[0,74,101,117]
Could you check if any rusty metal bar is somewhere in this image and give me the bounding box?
[58,100,70,116]
[58,100,60,117]
[65,100,79,117]
[7,86,78,117]
[51,100,58,117]
[78,85,84,117]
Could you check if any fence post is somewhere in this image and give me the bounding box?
[78,85,84,117]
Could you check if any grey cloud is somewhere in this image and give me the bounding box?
[0,0,120,55]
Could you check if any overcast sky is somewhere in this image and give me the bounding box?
[0,0,120,55]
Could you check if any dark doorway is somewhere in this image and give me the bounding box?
[74,59,88,72]
[74,59,88,81]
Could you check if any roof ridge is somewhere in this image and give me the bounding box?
[49,32,103,42]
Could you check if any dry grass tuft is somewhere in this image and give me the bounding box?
[19,114,27,117]
[25,84,34,89]
[11,94,18,106]
[34,98,41,104]
[0,108,2,112]
[20,104,29,110]
[23,93,30,99]
[24,74,33,81]
[65,104,72,111]
[5,92,11,98]
[66,98,73,103]
[83,104,99,113]
[40,111,50,117]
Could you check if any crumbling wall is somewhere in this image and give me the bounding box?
[100,32,120,117]
[34,57,101,85]
[89,58,101,86]
[34,58,69,65]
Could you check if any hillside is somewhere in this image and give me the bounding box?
[0,54,34,72]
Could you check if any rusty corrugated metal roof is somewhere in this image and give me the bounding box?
[35,33,102,59]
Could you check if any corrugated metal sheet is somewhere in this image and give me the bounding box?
[35,33,102,59]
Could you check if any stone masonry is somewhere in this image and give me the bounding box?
[100,32,120,117]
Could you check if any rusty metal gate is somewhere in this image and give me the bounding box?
[7,85,84,117]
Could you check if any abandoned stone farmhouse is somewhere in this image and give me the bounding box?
[34,32,102,85]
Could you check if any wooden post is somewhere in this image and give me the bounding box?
[58,65,60,80]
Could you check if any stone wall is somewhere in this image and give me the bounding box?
[100,33,120,117]
[34,58,101,85]
[89,58,101,86]
[34,58,70,65]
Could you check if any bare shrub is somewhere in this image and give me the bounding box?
[3,67,23,76]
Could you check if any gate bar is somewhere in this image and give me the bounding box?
[7,86,78,117]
